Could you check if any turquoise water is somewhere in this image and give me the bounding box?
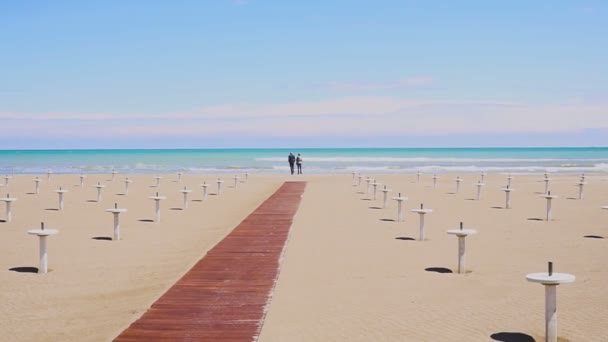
[0,148,607,174]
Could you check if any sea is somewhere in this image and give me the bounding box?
[0,148,607,175]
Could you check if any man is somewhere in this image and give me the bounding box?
[288,152,296,175]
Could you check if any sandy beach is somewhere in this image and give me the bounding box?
[4,1,607,340]
[1,172,607,341]
[0,173,284,341]
[260,173,608,342]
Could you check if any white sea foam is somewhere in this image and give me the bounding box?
[343,166,393,171]
[344,163,608,174]
[134,163,164,170]
[255,157,603,163]
[3,152,608,175]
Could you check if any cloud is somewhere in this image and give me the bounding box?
[0,97,423,120]
[193,97,434,118]
[0,112,147,120]
[0,96,510,121]
[325,76,434,92]
[2,97,607,141]
[100,102,608,138]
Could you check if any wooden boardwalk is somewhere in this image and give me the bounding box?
[115,181,306,341]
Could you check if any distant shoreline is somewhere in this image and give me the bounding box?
[1,147,607,175]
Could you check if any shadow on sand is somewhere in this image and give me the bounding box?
[425,267,453,274]
[490,332,536,342]
[92,236,113,241]
[9,266,39,273]
[395,237,415,241]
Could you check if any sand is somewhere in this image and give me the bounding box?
[1,172,607,341]
[0,173,284,341]
[258,173,608,342]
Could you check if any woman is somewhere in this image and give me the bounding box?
[296,153,303,174]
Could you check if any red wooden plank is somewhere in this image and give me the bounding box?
[114,181,306,342]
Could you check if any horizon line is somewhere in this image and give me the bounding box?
[1,146,607,152]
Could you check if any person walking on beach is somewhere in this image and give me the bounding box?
[296,153,303,174]
[288,152,296,175]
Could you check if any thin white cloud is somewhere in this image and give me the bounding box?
[325,76,434,92]
[0,96,511,121]
[0,112,146,120]
[2,97,607,140]
[89,102,608,138]
[193,97,433,118]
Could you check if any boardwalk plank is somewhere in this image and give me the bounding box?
[114,181,306,341]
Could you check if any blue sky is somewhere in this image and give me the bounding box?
[1,0,606,148]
